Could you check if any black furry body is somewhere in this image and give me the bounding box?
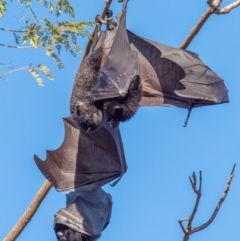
[70,48,142,131]
[70,48,103,131]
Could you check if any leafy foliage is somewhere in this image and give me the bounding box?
[0,0,94,84]
[0,0,6,17]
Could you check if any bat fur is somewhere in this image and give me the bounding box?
[70,48,142,131]
[70,48,103,131]
[55,224,94,241]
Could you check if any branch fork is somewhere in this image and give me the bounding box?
[179,164,236,241]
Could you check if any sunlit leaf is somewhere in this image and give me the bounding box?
[28,68,44,86]
[37,64,54,80]
[0,0,7,17]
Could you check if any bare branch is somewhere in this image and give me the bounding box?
[179,164,236,241]
[179,8,212,49]
[178,172,202,240]
[192,164,236,234]
[187,171,202,231]
[3,180,52,241]
[0,66,30,76]
[213,0,240,14]
[0,27,27,33]
[0,43,33,49]
[83,0,113,59]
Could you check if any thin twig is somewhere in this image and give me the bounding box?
[178,171,202,240]
[179,164,236,241]
[187,171,202,232]
[0,43,33,49]
[0,27,27,33]
[83,0,113,59]
[191,164,236,234]
[3,180,52,241]
[28,5,39,22]
[0,66,30,76]
[213,0,240,14]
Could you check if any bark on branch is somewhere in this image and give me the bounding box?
[3,180,52,241]
[179,8,212,50]
[179,164,236,241]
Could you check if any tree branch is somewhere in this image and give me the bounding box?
[0,66,30,76]
[191,164,236,234]
[179,8,212,49]
[179,164,236,241]
[213,0,240,14]
[0,27,27,33]
[3,180,52,241]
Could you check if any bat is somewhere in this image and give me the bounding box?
[71,0,229,130]
[34,117,127,192]
[70,0,142,130]
[54,188,112,241]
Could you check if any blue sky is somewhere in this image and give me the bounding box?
[1,0,240,240]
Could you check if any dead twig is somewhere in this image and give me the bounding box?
[179,164,236,241]
[3,180,52,241]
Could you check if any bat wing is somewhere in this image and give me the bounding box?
[127,31,229,108]
[34,117,127,192]
[91,0,140,103]
[54,188,112,237]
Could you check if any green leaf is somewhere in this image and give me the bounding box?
[30,34,40,48]
[0,0,7,17]
[28,68,44,86]
[37,64,54,80]
[51,52,64,69]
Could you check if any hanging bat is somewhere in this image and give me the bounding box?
[70,0,229,130]
[70,0,141,130]
[34,117,127,192]
[54,188,112,241]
